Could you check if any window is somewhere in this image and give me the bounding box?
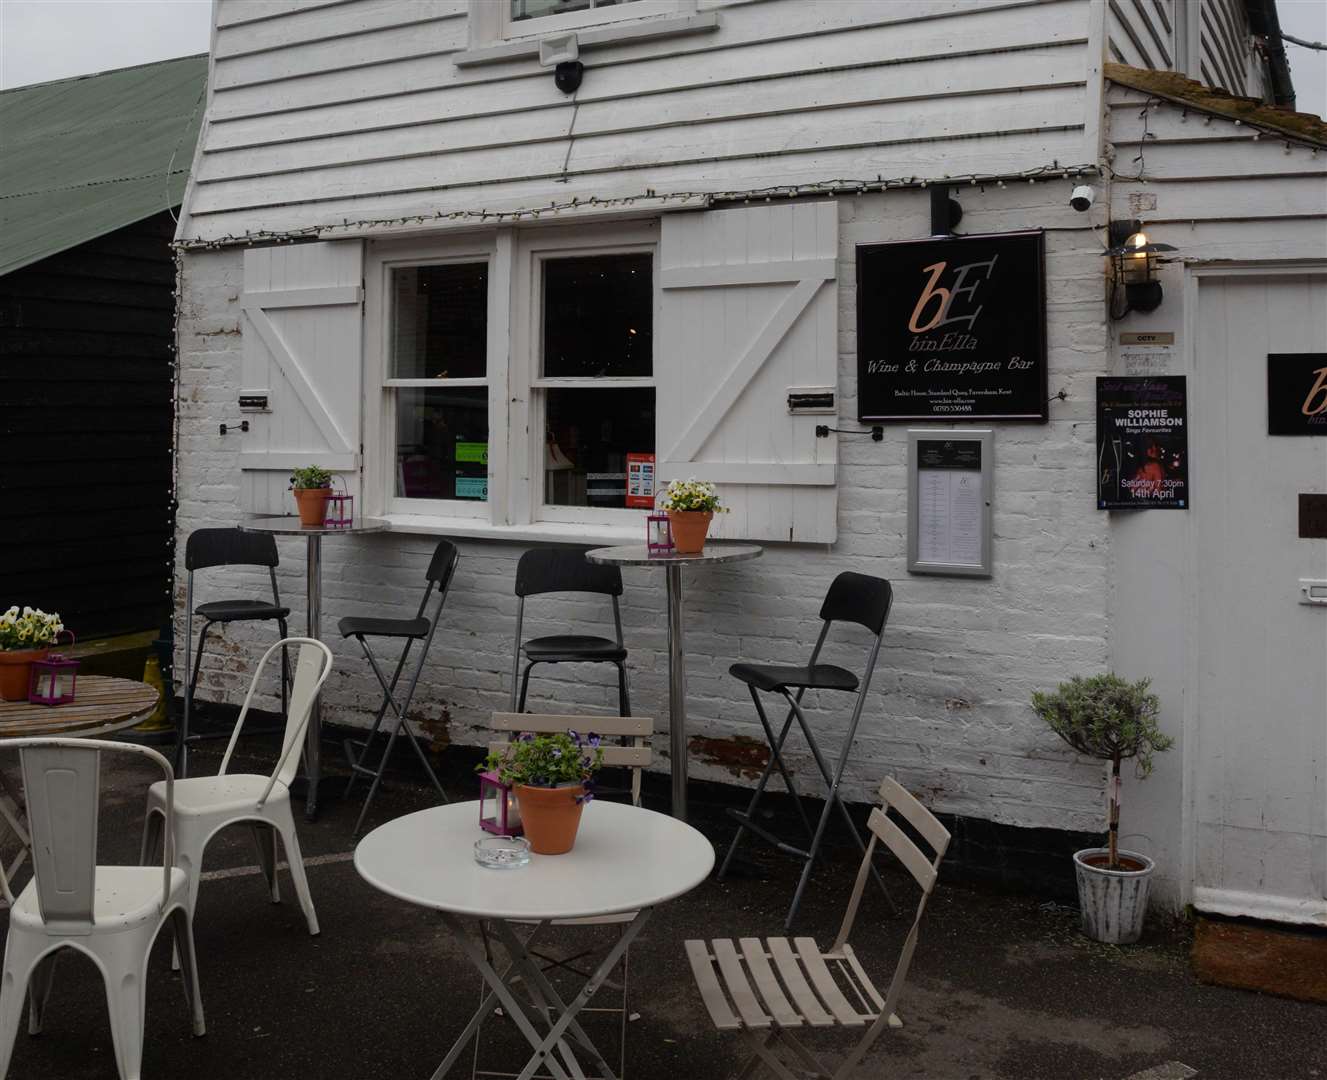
[506,0,676,35]
[459,0,708,64]
[511,0,648,24]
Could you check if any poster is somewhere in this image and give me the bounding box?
[1096,377,1189,510]
[1268,353,1327,435]
[625,452,655,508]
[916,440,984,566]
[856,230,1047,421]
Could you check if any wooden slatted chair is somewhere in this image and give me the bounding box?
[686,777,950,1080]
[473,712,653,1080]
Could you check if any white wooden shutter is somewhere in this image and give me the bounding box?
[657,201,839,543]
[239,241,364,513]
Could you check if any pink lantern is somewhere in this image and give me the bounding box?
[326,477,354,528]
[646,510,674,558]
[479,771,523,836]
[29,652,78,706]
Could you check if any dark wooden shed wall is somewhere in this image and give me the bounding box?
[0,211,175,639]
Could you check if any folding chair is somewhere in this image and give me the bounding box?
[179,527,291,778]
[510,547,630,715]
[718,571,895,930]
[340,538,458,835]
[472,711,653,1080]
[687,777,950,1080]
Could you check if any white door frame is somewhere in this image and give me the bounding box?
[1179,259,1327,916]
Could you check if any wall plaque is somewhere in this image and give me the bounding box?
[1301,494,1327,539]
[857,231,1047,422]
[1096,377,1189,510]
[1268,353,1327,435]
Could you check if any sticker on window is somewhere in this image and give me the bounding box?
[455,441,489,464]
[626,452,655,508]
[455,476,488,500]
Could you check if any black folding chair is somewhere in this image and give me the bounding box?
[718,571,897,929]
[510,547,630,715]
[340,539,458,835]
[179,528,290,778]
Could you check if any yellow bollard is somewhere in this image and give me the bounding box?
[136,654,172,733]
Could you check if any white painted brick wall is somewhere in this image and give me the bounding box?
[174,187,1111,834]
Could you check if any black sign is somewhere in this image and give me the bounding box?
[856,230,1047,421]
[1097,377,1189,510]
[1301,494,1327,539]
[1268,353,1327,435]
[917,439,981,470]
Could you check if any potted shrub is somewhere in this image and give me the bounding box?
[483,731,604,855]
[0,606,65,701]
[658,478,728,554]
[289,465,333,526]
[1032,673,1173,944]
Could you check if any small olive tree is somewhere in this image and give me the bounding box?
[1032,674,1172,869]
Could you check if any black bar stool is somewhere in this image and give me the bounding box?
[179,528,290,778]
[718,571,897,929]
[510,546,630,715]
[340,539,458,835]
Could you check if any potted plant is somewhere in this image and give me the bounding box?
[658,478,728,554]
[1032,673,1173,944]
[482,731,604,855]
[0,606,65,701]
[289,465,333,527]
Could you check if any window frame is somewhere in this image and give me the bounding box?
[504,0,681,38]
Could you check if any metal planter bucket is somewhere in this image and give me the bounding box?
[1073,847,1155,944]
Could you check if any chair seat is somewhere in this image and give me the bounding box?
[195,599,290,622]
[728,663,859,693]
[339,615,430,639]
[10,866,188,933]
[685,936,893,1034]
[148,773,288,816]
[523,635,627,662]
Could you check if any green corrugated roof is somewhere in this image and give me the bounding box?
[0,53,208,277]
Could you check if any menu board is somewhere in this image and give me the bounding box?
[908,431,993,577]
[857,231,1047,421]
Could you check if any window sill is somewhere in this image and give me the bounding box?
[383,513,643,547]
[454,11,719,68]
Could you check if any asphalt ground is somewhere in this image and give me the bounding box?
[1,736,1323,1080]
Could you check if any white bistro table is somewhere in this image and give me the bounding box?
[240,516,387,820]
[355,800,714,1080]
[585,544,762,821]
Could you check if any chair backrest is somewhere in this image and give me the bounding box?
[514,546,623,598]
[819,572,893,637]
[0,738,176,926]
[186,527,280,572]
[218,637,334,804]
[425,538,461,587]
[490,712,652,805]
[832,777,950,1017]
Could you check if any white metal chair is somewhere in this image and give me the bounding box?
[140,638,333,953]
[0,738,205,1080]
[686,777,950,1080]
[473,711,653,1080]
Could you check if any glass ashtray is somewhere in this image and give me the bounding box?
[474,835,532,869]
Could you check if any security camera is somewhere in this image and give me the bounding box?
[1070,185,1097,212]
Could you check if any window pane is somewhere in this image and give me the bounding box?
[396,387,489,501]
[543,254,652,378]
[512,0,635,21]
[544,387,655,507]
[392,264,487,380]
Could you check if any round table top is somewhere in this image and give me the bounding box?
[0,677,160,739]
[241,515,388,537]
[355,800,715,920]
[586,543,763,567]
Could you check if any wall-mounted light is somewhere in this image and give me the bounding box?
[1104,220,1177,318]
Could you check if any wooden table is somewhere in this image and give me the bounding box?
[0,676,160,889]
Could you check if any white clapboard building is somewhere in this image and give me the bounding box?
[173,0,1326,923]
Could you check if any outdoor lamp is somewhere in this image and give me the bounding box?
[647,510,674,557]
[29,651,78,706]
[479,771,523,836]
[326,478,354,528]
[1104,224,1177,316]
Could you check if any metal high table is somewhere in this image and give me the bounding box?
[241,516,387,820]
[586,543,762,821]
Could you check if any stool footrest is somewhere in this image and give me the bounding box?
[727,810,810,860]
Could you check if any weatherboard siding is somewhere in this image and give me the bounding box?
[178,0,1094,242]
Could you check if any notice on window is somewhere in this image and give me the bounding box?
[916,440,984,566]
[454,476,488,500]
[455,441,488,465]
[625,453,655,508]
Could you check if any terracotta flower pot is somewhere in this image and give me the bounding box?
[514,783,586,855]
[0,647,49,702]
[293,487,331,527]
[667,510,713,554]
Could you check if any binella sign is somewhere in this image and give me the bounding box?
[1268,353,1327,436]
[856,230,1048,422]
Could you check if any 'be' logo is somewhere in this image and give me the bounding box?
[908,255,999,334]
[1302,366,1327,417]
